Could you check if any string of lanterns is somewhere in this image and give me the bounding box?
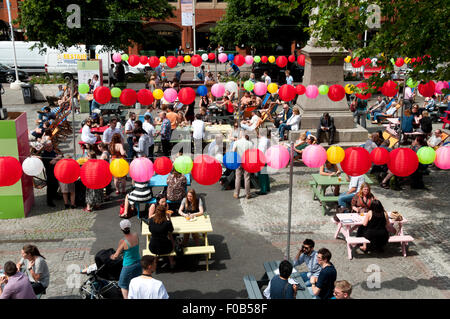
[343,54,433,69]
[1,145,449,188]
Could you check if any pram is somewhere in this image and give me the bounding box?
[79,248,124,299]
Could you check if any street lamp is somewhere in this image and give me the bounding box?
[6,0,24,90]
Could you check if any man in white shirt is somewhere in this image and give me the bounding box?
[337,174,365,213]
[125,112,136,160]
[428,129,443,148]
[192,114,205,155]
[92,74,101,91]
[142,114,155,161]
[232,133,253,199]
[241,111,261,131]
[263,71,271,86]
[128,256,169,299]
[102,118,124,144]
[133,128,150,158]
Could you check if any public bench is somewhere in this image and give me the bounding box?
[243,275,264,299]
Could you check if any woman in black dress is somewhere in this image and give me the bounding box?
[356,200,391,252]
[148,205,176,269]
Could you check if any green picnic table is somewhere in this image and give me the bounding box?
[99,103,122,115]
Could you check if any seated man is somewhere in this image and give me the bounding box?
[0,261,36,299]
[373,100,402,123]
[332,280,352,299]
[240,110,262,131]
[30,121,51,141]
[263,260,298,299]
[240,91,252,109]
[293,239,321,287]
[422,96,436,112]
[310,248,337,300]
[36,107,56,127]
[249,94,262,109]
[368,96,386,122]
[279,108,301,141]
[336,174,365,215]
[316,112,336,145]
[428,129,443,148]
[273,103,293,128]
[46,85,65,106]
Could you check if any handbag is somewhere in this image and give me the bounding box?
[119,202,127,218]
[174,237,184,257]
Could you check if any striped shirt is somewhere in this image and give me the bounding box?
[127,182,153,205]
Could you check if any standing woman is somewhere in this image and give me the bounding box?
[178,189,205,246]
[109,133,127,194]
[148,205,176,269]
[16,244,50,295]
[110,220,141,299]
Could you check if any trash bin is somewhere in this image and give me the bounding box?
[21,83,35,104]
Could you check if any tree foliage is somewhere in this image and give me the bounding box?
[16,0,174,52]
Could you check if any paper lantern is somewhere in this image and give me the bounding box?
[388,148,419,177]
[153,89,164,100]
[406,78,418,88]
[159,56,167,63]
[121,54,129,61]
[208,53,215,61]
[112,53,122,63]
[305,85,319,99]
[327,84,346,102]
[418,81,436,97]
[218,53,228,63]
[288,55,295,63]
[129,157,154,183]
[120,88,137,106]
[0,156,22,187]
[177,55,184,64]
[278,84,297,102]
[173,155,193,174]
[435,146,450,169]
[225,81,238,94]
[76,158,87,166]
[78,83,89,94]
[340,147,372,176]
[93,86,111,105]
[227,53,234,61]
[197,85,208,96]
[128,54,140,67]
[297,54,305,66]
[381,80,398,97]
[137,89,154,106]
[268,56,275,64]
[362,58,372,67]
[327,146,345,164]
[191,155,222,185]
[355,82,371,100]
[267,83,278,94]
[139,55,148,65]
[184,55,191,63]
[154,157,173,175]
[395,57,404,67]
[80,159,112,189]
[201,53,208,61]
[163,88,178,103]
[241,149,266,173]
[417,147,436,165]
[22,157,44,177]
[245,55,254,65]
[244,80,254,92]
[344,84,354,94]
[223,152,241,170]
[166,56,177,68]
[149,56,160,68]
[178,87,196,105]
[254,82,267,96]
[211,83,225,97]
[261,56,268,63]
[254,56,261,63]
[234,54,245,67]
[296,84,306,95]
[110,159,129,178]
[344,55,352,63]
[191,54,202,67]
[351,57,364,68]
[435,81,450,95]
[318,85,329,95]
[111,87,121,98]
[276,56,288,68]
[265,145,290,169]
[370,147,389,165]
[302,145,327,168]
[67,157,86,179]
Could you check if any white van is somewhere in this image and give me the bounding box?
[0,41,46,73]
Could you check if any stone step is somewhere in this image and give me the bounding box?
[288,125,369,144]
[299,113,356,130]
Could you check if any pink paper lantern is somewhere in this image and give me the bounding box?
[265,145,290,169]
[435,81,450,95]
[218,53,228,63]
[163,88,178,103]
[435,146,450,169]
[211,83,225,97]
[245,55,254,65]
[129,157,154,183]
[305,85,319,99]
[303,145,327,168]
[112,53,122,63]
[253,82,267,96]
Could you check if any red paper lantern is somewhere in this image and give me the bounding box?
[381,80,398,97]
[0,156,22,187]
[278,84,297,102]
[387,148,418,177]
[288,55,295,63]
[54,158,80,184]
[276,56,288,68]
[177,55,184,64]
[191,54,203,67]
[297,54,305,67]
[139,56,149,65]
[149,56,160,68]
[242,149,266,173]
[261,56,268,63]
[93,86,111,105]
[340,147,372,176]
[166,56,178,68]
[233,54,245,67]
[80,159,112,189]
[128,54,140,67]
[327,84,346,102]
[137,89,154,106]
[355,82,372,100]
[351,57,364,68]
[395,57,404,67]
[296,84,306,95]
[418,81,436,97]
[370,147,390,165]
[154,157,173,175]
[191,155,222,185]
[362,58,371,67]
[208,53,215,61]
[178,87,196,105]
[120,88,137,106]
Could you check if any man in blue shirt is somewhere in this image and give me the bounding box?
[156,111,172,157]
[293,239,321,287]
[175,69,185,82]
[228,61,240,77]
[310,248,337,299]
[263,260,298,299]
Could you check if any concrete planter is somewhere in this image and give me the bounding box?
[32,84,62,102]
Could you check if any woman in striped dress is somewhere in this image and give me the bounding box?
[120,180,153,218]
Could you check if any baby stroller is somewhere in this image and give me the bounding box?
[79,248,124,299]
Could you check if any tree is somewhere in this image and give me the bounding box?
[210,0,309,54]
[302,0,450,86]
[16,0,174,53]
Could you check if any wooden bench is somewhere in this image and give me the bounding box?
[388,235,414,257]
[346,237,371,259]
[346,235,414,259]
[243,275,264,299]
[310,184,339,215]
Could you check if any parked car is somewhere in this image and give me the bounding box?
[0,63,29,83]
[252,62,304,84]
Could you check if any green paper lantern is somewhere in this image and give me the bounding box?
[390,58,395,65]
[417,146,436,165]
[318,85,329,95]
[244,80,254,92]
[254,56,261,63]
[173,155,193,174]
[111,87,122,98]
[406,78,419,88]
[122,54,129,61]
[78,83,89,94]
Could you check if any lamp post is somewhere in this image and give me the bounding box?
[192,0,197,80]
[6,0,24,90]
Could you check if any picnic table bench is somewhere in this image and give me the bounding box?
[243,275,264,299]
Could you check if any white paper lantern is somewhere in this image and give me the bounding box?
[371,58,378,67]
[201,53,208,61]
[225,81,238,94]
[22,157,44,177]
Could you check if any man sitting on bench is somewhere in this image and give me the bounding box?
[335,174,365,218]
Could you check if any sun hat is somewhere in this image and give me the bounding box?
[120,219,131,230]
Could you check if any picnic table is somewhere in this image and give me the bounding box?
[309,173,373,215]
[99,103,122,116]
[141,215,215,271]
[334,212,414,259]
[78,125,108,134]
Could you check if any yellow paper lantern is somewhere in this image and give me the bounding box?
[184,55,191,63]
[344,84,354,94]
[344,55,352,63]
[327,146,345,164]
[160,56,167,63]
[76,157,88,165]
[153,89,164,100]
[110,158,129,178]
[267,83,278,94]
[404,57,411,64]
[268,56,275,63]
